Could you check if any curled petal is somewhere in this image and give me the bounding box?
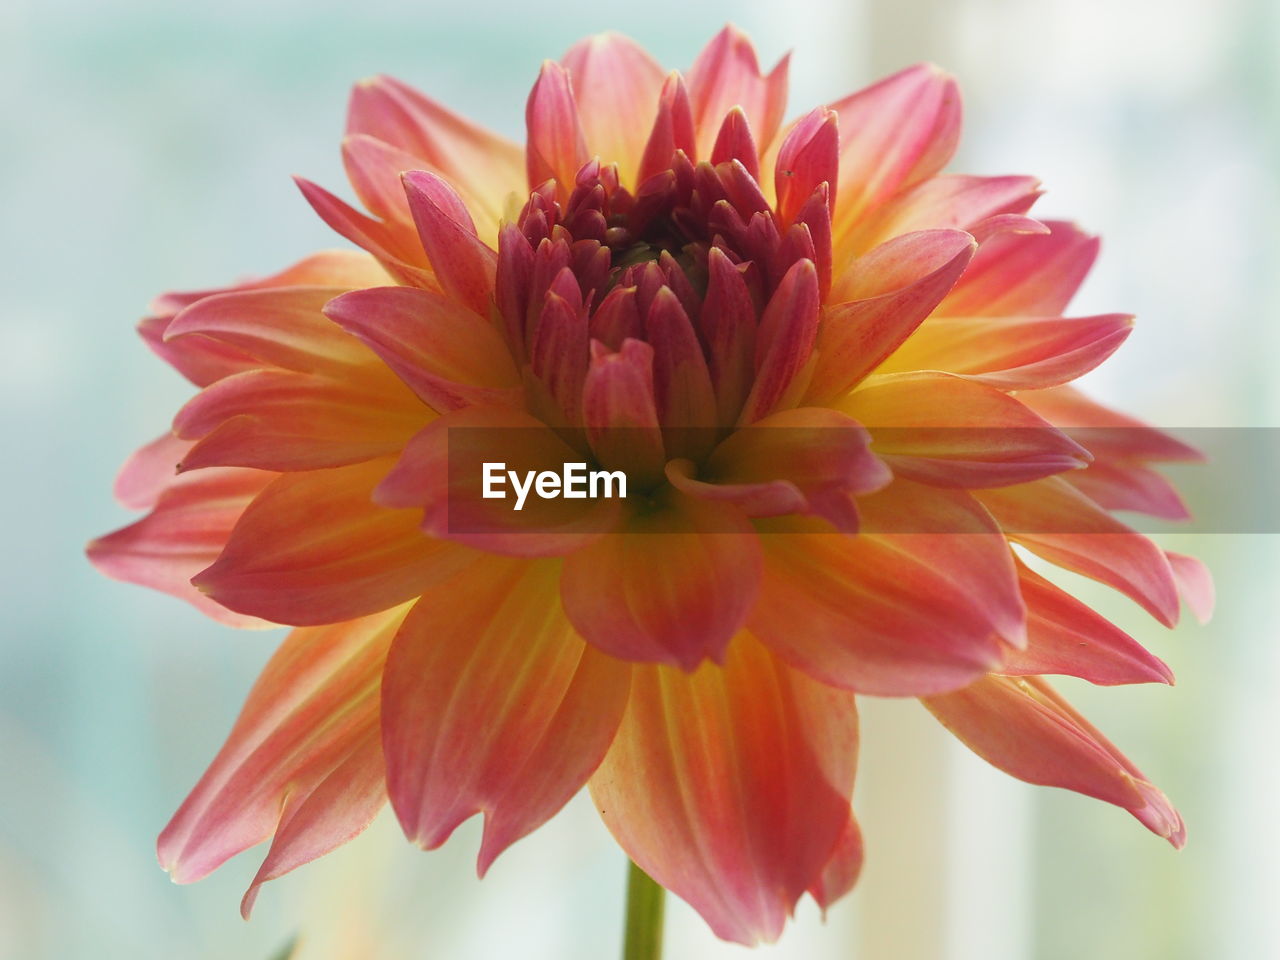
[839,372,1091,488]
[583,338,666,483]
[195,457,470,625]
[752,482,1025,695]
[975,477,1181,626]
[923,675,1185,846]
[590,635,858,945]
[526,61,590,199]
[401,170,498,317]
[686,25,790,158]
[1065,459,1189,520]
[669,407,890,530]
[739,258,821,424]
[88,468,277,628]
[347,74,525,241]
[158,609,404,898]
[774,107,838,226]
[294,176,439,288]
[383,558,630,873]
[324,286,521,412]
[1001,560,1174,685]
[939,220,1099,317]
[560,488,762,669]
[561,33,666,187]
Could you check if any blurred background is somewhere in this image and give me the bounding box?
[2,0,1277,956]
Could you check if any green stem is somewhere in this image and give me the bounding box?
[622,860,665,960]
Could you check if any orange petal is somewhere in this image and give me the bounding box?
[158,609,404,899]
[172,369,423,472]
[560,488,761,669]
[808,229,975,403]
[382,558,630,873]
[1001,560,1173,685]
[839,371,1091,488]
[938,220,1099,317]
[87,467,277,628]
[975,477,1181,626]
[923,675,1185,846]
[194,457,470,625]
[590,635,858,945]
[751,482,1024,695]
[324,285,522,412]
[876,313,1134,390]
[560,33,666,187]
[686,26,790,159]
[346,74,525,243]
[827,64,961,253]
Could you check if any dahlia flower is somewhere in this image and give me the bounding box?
[89,26,1212,947]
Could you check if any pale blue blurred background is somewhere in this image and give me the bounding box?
[2,0,1277,957]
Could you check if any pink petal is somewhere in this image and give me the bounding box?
[1167,551,1214,624]
[923,675,1185,846]
[525,61,590,199]
[638,71,697,182]
[158,609,404,896]
[590,635,858,945]
[560,489,762,670]
[194,457,470,625]
[560,33,666,187]
[582,338,666,483]
[1065,459,1189,520]
[739,258,821,424]
[773,107,838,226]
[324,285,521,412]
[807,229,976,402]
[876,313,1133,391]
[751,482,1025,695]
[807,816,864,913]
[710,106,761,181]
[839,371,1091,488]
[850,173,1041,254]
[382,558,630,873]
[702,247,759,426]
[645,287,717,455]
[401,170,498,317]
[938,220,1099,317]
[1019,386,1205,464]
[346,74,525,241]
[686,26,790,158]
[667,406,890,530]
[113,432,193,510]
[294,176,439,289]
[1000,560,1173,685]
[975,477,1181,626]
[827,64,961,250]
[87,468,277,628]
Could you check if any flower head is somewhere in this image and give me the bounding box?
[89,26,1211,944]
